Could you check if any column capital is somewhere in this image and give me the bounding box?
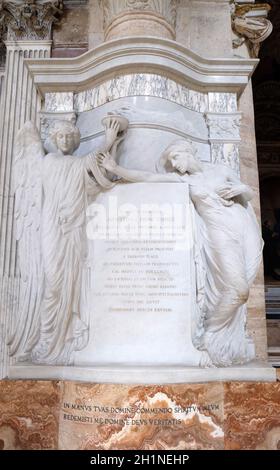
[0,0,64,41]
[101,0,177,41]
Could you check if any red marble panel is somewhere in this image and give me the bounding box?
[0,380,60,450]
[224,382,280,450]
[58,382,224,450]
[1,380,279,450]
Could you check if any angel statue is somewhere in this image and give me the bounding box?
[9,116,127,365]
[97,139,263,367]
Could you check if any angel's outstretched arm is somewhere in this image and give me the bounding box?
[96,152,182,183]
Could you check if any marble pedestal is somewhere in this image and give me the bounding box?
[8,362,276,383]
[1,379,279,450]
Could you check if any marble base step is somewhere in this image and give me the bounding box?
[7,362,276,384]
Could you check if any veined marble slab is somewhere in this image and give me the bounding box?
[72,74,209,113]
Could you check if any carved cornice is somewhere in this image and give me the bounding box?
[24,36,258,96]
[0,1,64,41]
[231,2,273,57]
[102,0,177,29]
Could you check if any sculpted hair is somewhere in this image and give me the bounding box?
[48,120,81,151]
[157,139,198,173]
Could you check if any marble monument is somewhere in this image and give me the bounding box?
[0,0,279,452]
[7,108,263,377]
[0,0,276,384]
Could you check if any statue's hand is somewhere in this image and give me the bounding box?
[220,197,234,207]
[96,152,117,172]
[104,117,121,149]
[114,131,126,147]
[217,183,244,200]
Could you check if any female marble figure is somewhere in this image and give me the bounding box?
[97,140,263,367]
[9,118,123,365]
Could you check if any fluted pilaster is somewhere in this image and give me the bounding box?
[0,68,5,99]
[0,41,51,379]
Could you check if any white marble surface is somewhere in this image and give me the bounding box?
[211,142,240,174]
[7,363,277,384]
[75,182,203,367]
[208,92,237,113]
[76,96,211,170]
[45,92,74,112]
[77,96,209,140]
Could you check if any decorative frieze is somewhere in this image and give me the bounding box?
[206,108,242,173]
[0,0,64,41]
[206,113,242,141]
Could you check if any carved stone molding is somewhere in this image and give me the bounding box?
[231,2,273,57]
[0,0,64,41]
[101,0,177,40]
[102,0,177,28]
[25,36,258,97]
[206,112,242,141]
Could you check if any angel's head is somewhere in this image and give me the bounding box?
[48,120,81,155]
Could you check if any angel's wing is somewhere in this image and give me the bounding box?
[8,122,45,360]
